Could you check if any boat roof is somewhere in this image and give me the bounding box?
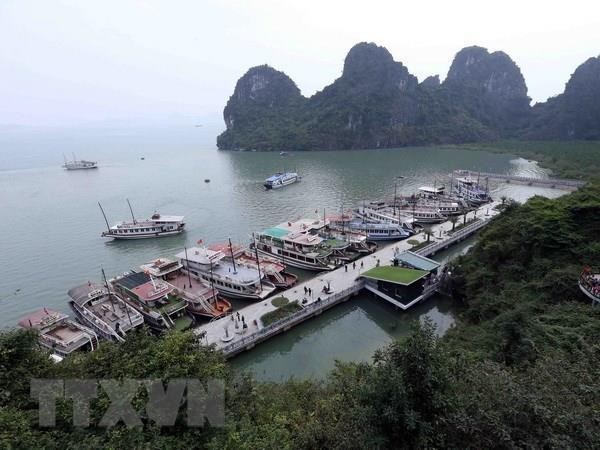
[67,282,108,306]
[18,309,67,329]
[140,258,182,277]
[175,247,224,265]
[265,172,296,182]
[176,246,260,284]
[208,242,245,256]
[419,186,445,193]
[393,251,440,272]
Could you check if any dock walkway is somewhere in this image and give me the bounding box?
[196,200,502,356]
[454,170,585,189]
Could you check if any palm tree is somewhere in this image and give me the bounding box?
[422,225,433,243]
[449,215,458,232]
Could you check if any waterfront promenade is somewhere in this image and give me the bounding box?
[196,201,501,355]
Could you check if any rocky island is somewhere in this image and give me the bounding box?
[217,42,600,151]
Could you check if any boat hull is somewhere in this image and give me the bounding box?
[255,248,333,271]
[103,229,184,240]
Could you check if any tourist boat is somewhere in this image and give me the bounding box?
[208,242,298,289]
[99,201,185,240]
[453,176,491,205]
[18,308,99,359]
[139,257,232,320]
[110,269,194,332]
[264,172,300,189]
[328,214,414,241]
[175,246,277,300]
[356,202,446,225]
[67,278,144,342]
[252,218,356,271]
[62,154,98,170]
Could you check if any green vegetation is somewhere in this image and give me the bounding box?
[270,296,289,307]
[459,140,600,180]
[260,301,302,326]
[362,266,428,285]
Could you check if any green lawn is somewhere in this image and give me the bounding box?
[362,266,428,285]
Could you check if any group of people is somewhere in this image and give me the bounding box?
[581,269,600,298]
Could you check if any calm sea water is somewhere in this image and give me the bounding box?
[0,126,564,379]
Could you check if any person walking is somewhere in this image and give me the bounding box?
[360,261,364,269]
[345,264,348,272]
[353,261,356,270]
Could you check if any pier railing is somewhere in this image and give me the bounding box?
[416,217,490,257]
[221,284,363,356]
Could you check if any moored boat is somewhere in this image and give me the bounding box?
[453,176,492,205]
[110,269,194,332]
[140,257,232,320]
[253,218,358,271]
[67,278,144,342]
[208,242,298,289]
[18,308,99,359]
[175,246,277,300]
[328,214,414,241]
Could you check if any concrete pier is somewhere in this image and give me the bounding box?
[195,200,502,357]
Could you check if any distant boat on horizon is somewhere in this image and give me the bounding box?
[62,153,97,170]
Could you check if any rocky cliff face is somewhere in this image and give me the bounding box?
[217,65,306,150]
[217,43,599,151]
[525,56,600,140]
[443,46,531,131]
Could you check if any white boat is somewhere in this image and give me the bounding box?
[18,308,99,358]
[62,154,97,170]
[253,218,355,271]
[328,214,414,241]
[264,172,300,189]
[68,279,144,342]
[356,202,446,225]
[454,177,491,205]
[175,246,277,301]
[99,201,185,240]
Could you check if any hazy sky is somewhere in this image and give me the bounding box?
[1,0,598,126]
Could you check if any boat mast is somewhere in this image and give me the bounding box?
[101,268,116,313]
[184,247,193,288]
[253,233,263,292]
[393,180,398,217]
[126,199,137,224]
[228,238,238,274]
[98,202,111,232]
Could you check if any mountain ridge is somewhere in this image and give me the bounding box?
[217,43,600,151]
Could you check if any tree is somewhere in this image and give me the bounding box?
[449,215,458,231]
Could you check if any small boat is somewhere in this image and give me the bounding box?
[279,151,288,156]
[62,154,97,170]
[141,157,145,160]
[68,276,144,342]
[204,179,210,183]
[264,172,300,189]
[99,200,185,240]
[18,308,99,359]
